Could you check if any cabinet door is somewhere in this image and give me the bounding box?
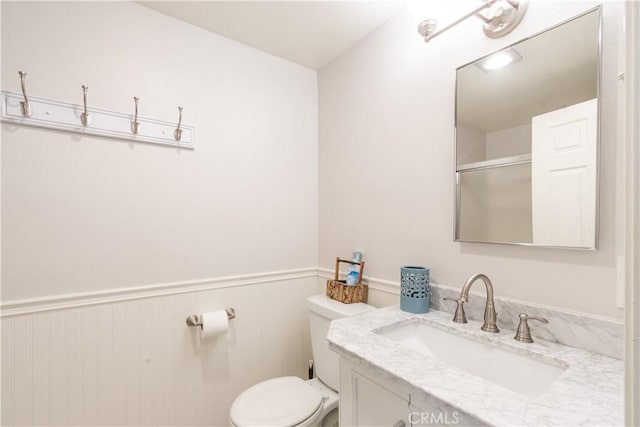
[349,371,410,427]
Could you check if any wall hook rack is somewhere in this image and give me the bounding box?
[131,96,140,134]
[1,71,195,149]
[174,106,183,142]
[18,71,31,117]
[80,85,90,126]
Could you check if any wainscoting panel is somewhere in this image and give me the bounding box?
[1,271,322,426]
[1,319,12,427]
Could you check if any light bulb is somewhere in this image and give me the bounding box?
[475,48,523,72]
[482,52,514,70]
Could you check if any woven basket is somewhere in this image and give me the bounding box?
[325,257,368,304]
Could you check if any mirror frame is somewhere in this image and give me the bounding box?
[453,6,602,249]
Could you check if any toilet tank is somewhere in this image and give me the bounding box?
[307,294,374,391]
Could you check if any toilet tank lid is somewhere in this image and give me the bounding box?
[307,294,375,320]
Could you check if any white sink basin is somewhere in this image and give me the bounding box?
[376,320,567,398]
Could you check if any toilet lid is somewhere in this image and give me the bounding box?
[230,376,323,427]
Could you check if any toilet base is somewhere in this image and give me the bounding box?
[321,408,338,427]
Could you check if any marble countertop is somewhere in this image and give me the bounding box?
[327,305,624,427]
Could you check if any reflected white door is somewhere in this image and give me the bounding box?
[531,98,597,247]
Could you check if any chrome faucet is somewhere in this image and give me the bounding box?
[444,273,499,333]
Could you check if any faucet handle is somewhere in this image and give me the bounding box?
[514,313,548,343]
[443,297,467,324]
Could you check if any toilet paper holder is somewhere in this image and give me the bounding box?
[186,308,236,327]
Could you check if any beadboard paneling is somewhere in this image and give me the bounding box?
[0,274,321,427]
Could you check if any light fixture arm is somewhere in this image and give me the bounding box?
[419,0,498,42]
[418,0,527,43]
[474,10,493,24]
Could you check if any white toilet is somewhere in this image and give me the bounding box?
[229,294,374,427]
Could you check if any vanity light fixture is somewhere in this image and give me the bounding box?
[474,47,523,72]
[414,0,528,43]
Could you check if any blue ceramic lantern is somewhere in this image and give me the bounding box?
[400,266,430,314]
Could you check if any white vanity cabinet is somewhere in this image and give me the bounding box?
[339,358,411,427]
[339,357,484,427]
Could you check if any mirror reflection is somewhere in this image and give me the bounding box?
[455,8,600,248]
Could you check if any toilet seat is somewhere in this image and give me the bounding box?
[230,376,324,427]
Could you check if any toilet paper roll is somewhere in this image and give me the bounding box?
[200,310,229,338]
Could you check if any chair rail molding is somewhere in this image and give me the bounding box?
[1,268,317,317]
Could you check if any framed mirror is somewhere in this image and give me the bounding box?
[454,7,601,249]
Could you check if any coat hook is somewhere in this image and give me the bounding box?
[174,106,183,141]
[18,71,31,117]
[80,85,90,126]
[131,97,140,134]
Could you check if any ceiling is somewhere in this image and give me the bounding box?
[137,1,406,70]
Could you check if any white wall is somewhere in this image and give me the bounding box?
[319,1,624,319]
[486,123,532,159]
[456,125,486,165]
[1,2,319,426]
[1,1,318,301]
